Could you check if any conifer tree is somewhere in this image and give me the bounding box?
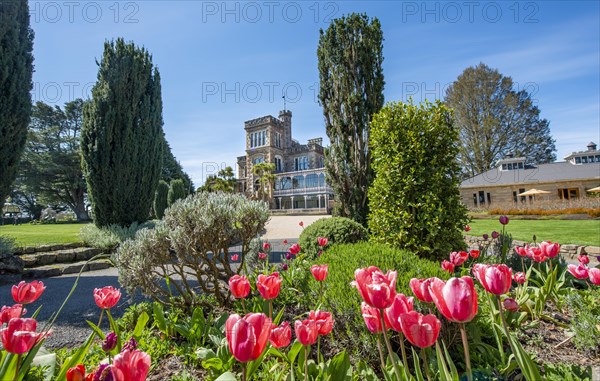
[167,179,186,206]
[153,180,169,219]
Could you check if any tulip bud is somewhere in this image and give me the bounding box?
[491,231,499,239]
[503,298,519,312]
[102,332,118,352]
[499,215,509,225]
[282,263,288,271]
[285,252,292,260]
[483,234,489,240]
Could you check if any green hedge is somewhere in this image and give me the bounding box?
[298,217,368,257]
[308,242,448,363]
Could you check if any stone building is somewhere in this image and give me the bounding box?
[236,110,333,212]
[460,142,600,208]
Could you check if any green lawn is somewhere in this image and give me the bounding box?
[467,219,600,247]
[0,223,87,247]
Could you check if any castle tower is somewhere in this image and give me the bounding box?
[279,110,292,148]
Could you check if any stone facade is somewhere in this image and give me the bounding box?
[236,110,334,212]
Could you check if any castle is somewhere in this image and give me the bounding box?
[236,110,333,212]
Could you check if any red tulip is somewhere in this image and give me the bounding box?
[567,264,589,279]
[361,302,382,334]
[66,364,86,381]
[231,254,239,261]
[352,266,397,309]
[398,311,441,349]
[429,277,478,323]
[309,310,334,336]
[310,264,328,281]
[258,252,268,260]
[94,286,121,309]
[384,294,414,332]
[263,242,271,251]
[0,318,40,354]
[226,313,272,362]
[450,251,468,266]
[469,249,480,259]
[539,241,560,259]
[229,275,250,299]
[513,272,526,285]
[283,239,288,245]
[578,255,590,265]
[269,321,291,348]
[527,246,547,263]
[472,263,512,295]
[299,221,304,227]
[0,304,26,325]
[256,272,282,300]
[289,243,301,255]
[409,278,434,303]
[111,348,151,381]
[502,298,519,312]
[441,260,455,273]
[464,225,471,232]
[499,216,509,225]
[317,237,328,247]
[589,268,600,285]
[11,281,45,304]
[294,319,318,346]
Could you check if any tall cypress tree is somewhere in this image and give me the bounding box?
[0,0,34,211]
[153,180,169,219]
[81,39,164,227]
[318,13,385,226]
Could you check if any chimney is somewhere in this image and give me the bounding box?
[587,142,597,151]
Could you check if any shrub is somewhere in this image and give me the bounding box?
[115,192,269,309]
[565,288,600,355]
[168,178,187,206]
[0,236,15,256]
[298,217,368,257]
[79,221,155,251]
[308,242,448,364]
[368,101,469,261]
[154,180,169,219]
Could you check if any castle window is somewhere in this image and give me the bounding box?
[294,156,308,171]
[253,156,264,165]
[575,157,581,164]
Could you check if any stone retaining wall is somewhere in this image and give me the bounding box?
[464,235,600,260]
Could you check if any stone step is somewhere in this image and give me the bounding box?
[19,247,104,268]
[14,242,85,255]
[23,259,113,279]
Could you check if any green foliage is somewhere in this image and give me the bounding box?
[565,288,600,355]
[81,38,164,227]
[309,242,448,364]
[154,180,169,219]
[16,100,89,221]
[368,100,468,260]
[168,179,187,206]
[198,166,237,193]
[161,139,194,193]
[115,192,269,309]
[0,236,15,256]
[0,0,34,212]
[298,217,368,257]
[318,13,384,225]
[445,62,556,176]
[251,162,275,201]
[79,221,155,250]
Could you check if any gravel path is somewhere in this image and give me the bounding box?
[1,215,328,349]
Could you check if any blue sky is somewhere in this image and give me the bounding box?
[29,1,599,187]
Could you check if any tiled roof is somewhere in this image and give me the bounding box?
[461,162,600,188]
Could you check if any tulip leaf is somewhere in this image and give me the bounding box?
[214,371,237,381]
[327,350,351,381]
[412,348,425,381]
[86,320,106,340]
[153,302,168,335]
[106,309,122,352]
[133,311,150,339]
[287,341,304,365]
[55,330,96,381]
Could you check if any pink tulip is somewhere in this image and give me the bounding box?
[513,272,526,285]
[472,263,512,295]
[263,242,271,251]
[502,298,519,312]
[111,348,151,381]
[409,278,434,303]
[11,281,45,305]
[352,266,397,309]
[93,286,121,309]
[578,255,589,265]
[398,311,441,349]
[361,302,382,334]
[0,318,40,354]
[258,252,268,260]
[269,321,291,348]
[384,294,414,332]
[256,272,282,300]
[514,246,528,257]
[450,251,468,266]
[310,264,328,281]
[429,277,478,323]
[294,319,318,346]
[441,260,455,273]
[226,313,272,362]
[229,275,251,299]
[539,241,560,259]
[589,268,600,285]
[0,304,26,325]
[309,310,334,335]
[289,243,301,255]
[567,264,589,279]
[231,254,239,261]
[317,237,329,247]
